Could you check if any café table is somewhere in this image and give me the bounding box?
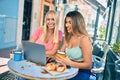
[7,59,78,80]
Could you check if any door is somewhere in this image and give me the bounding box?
[22,0,32,40]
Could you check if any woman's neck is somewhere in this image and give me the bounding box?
[47,28,54,34]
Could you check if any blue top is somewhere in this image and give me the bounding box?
[65,46,83,61]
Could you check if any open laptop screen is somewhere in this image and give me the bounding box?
[22,41,46,66]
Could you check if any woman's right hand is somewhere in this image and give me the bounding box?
[46,56,55,63]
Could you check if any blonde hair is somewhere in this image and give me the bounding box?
[41,10,59,43]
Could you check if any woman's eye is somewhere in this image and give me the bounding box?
[46,18,54,21]
[52,18,54,21]
[46,18,50,21]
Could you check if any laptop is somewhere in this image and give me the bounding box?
[22,41,46,66]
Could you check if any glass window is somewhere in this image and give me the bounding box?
[111,0,120,44]
[96,0,107,8]
[105,1,115,44]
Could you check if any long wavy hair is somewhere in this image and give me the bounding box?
[64,11,89,42]
[41,10,59,43]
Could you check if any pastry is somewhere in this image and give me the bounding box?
[56,64,66,72]
[45,62,56,71]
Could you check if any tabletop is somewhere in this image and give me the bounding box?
[7,59,78,80]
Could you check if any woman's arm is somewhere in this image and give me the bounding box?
[30,27,43,43]
[46,30,63,57]
[60,42,66,52]
[46,41,61,57]
[60,37,66,52]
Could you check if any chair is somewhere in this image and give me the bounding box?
[101,41,110,60]
[103,49,119,80]
[92,43,104,58]
[91,55,105,80]
[0,71,15,79]
[115,59,120,80]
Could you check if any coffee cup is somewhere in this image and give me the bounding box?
[14,51,23,61]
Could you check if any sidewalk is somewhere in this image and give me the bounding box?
[0,47,16,74]
[0,58,9,74]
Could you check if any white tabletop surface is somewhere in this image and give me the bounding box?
[7,59,78,80]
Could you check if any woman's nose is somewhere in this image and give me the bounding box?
[65,23,68,27]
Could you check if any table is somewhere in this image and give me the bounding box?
[7,59,78,80]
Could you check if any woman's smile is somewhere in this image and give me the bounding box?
[65,17,72,33]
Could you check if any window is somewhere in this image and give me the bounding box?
[111,0,120,44]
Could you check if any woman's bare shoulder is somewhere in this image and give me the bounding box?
[39,27,44,30]
[80,35,92,44]
[35,27,44,32]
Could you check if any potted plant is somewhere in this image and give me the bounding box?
[112,40,120,56]
[98,27,106,39]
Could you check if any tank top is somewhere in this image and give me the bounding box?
[65,35,86,61]
[65,47,83,61]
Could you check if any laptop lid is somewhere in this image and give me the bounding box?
[22,41,46,66]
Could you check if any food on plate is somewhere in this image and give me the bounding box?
[45,62,56,71]
[56,53,67,58]
[45,62,66,72]
[56,64,66,72]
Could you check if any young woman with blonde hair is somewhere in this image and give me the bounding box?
[30,10,63,57]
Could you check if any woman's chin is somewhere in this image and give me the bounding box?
[67,30,71,33]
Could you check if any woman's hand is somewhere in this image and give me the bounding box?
[46,56,55,63]
[55,56,72,66]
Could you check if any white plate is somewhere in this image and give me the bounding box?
[42,67,69,76]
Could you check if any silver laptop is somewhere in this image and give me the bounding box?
[22,41,46,66]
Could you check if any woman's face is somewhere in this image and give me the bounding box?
[46,13,55,29]
[65,17,73,33]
